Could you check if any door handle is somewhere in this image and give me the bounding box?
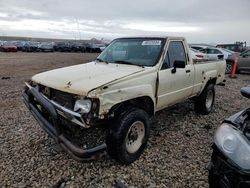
[186,70,191,73]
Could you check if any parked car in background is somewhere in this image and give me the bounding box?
[23,41,40,52]
[217,48,235,60]
[0,41,17,52]
[189,48,208,61]
[209,86,250,188]
[216,43,247,53]
[71,42,86,52]
[200,47,224,60]
[96,44,106,51]
[55,42,71,52]
[14,41,27,51]
[226,49,250,73]
[39,42,54,52]
[190,44,209,51]
[85,43,104,53]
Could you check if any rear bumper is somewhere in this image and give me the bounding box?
[22,85,106,161]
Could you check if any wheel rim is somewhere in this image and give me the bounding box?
[206,90,214,109]
[226,64,232,74]
[125,121,145,154]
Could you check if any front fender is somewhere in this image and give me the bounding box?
[88,84,156,116]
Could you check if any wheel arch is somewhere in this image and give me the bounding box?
[206,77,217,87]
[198,77,217,97]
[108,96,155,117]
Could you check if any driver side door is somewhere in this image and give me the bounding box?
[239,50,250,70]
[157,40,195,110]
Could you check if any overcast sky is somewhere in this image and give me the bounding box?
[0,0,249,44]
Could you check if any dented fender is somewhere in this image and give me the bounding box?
[88,84,156,117]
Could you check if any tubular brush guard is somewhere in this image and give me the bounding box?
[22,86,107,161]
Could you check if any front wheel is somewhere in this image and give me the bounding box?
[106,108,150,164]
[195,84,215,115]
[226,62,234,74]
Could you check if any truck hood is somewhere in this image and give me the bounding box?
[32,61,145,96]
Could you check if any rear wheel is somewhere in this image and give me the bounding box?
[106,108,150,164]
[195,84,215,115]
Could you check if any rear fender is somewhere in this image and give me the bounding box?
[198,70,217,93]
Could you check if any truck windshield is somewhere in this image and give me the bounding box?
[97,38,165,66]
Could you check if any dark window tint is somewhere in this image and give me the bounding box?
[191,46,203,51]
[200,49,206,53]
[165,41,186,68]
[242,50,250,57]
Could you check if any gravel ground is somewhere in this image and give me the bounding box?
[0,52,250,188]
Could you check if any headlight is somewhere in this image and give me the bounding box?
[74,99,92,114]
[214,123,250,170]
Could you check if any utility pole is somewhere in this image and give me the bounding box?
[75,18,82,41]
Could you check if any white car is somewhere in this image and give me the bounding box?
[190,44,209,51]
[96,44,106,51]
[200,47,224,60]
[189,48,208,61]
[217,48,235,59]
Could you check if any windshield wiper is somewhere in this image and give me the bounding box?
[96,58,109,64]
[114,60,144,67]
[114,60,135,65]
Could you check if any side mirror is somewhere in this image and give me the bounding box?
[241,87,250,99]
[172,60,186,73]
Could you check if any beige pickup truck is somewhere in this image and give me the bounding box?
[23,36,226,164]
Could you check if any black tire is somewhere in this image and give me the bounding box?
[194,84,215,115]
[106,108,150,164]
[226,62,234,74]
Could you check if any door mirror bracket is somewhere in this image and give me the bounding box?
[171,60,186,74]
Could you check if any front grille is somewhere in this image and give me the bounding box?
[39,85,76,110]
[51,89,76,109]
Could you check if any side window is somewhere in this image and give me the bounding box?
[207,49,213,54]
[200,49,206,53]
[168,41,187,67]
[213,49,222,54]
[242,50,250,57]
[162,41,186,69]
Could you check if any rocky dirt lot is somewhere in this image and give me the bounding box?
[0,52,250,188]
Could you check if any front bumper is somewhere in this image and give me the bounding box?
[22,84,106,161]
[208,145,250,188]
